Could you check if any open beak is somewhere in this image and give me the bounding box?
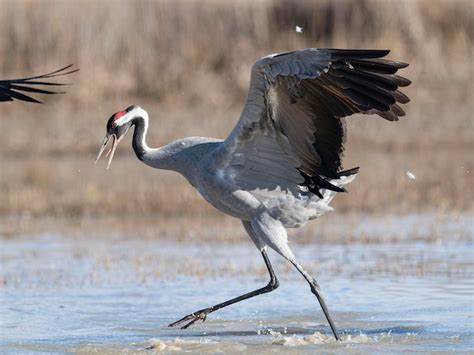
[95,133,123,169]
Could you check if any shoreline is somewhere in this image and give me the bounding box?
[2,210,471,244]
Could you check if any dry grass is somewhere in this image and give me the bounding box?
[0,0,472,234]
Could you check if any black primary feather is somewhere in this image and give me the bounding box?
[293,49,410,195]
[0,65,79,103]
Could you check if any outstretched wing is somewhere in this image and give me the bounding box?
[0,65,78,103]
[220,48,410,197]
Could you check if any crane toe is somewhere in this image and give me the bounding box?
[168,307,212,329]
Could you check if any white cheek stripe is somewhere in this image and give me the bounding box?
[114,107,147,127]
[114,112,133,127]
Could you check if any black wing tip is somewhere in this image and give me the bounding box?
[395,61,409,69]
[11,92,43,104]
[300,171,349,197]
[338,167,360,176]
[3,64,79,83]
[328,48,390,60]
[1,64,78,103]
[399,77,412,87]
[38,64,79,76]
[32,64,80,79]
[325,51,411,120]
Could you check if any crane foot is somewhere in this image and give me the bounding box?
[168,307,213,329]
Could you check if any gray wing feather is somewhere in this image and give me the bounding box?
[220,48,411,194]
[228,134,303,194]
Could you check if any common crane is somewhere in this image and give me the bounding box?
[96,48,411,340]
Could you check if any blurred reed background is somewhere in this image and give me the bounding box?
[0,0,472,236]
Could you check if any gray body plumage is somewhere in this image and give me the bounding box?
[101,48,411,336]
[145,136,347,228]
[133,47,410,259]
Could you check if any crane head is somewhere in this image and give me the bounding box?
[95,105,136,169]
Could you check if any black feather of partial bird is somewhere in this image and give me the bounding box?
[0,64,79,103]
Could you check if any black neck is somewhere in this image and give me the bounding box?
[132,116,147,161]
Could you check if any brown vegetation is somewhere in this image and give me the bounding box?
[0,0,472,235]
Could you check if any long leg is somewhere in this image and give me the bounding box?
[291,260,340,340]
[168,249,279,329]
[249,214,340,340]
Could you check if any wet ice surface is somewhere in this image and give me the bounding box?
[1,214,473,353]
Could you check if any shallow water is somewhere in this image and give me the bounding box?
[1,215,473,353]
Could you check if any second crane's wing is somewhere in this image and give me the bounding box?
[0,65,78,103]
[219,48,410,197]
